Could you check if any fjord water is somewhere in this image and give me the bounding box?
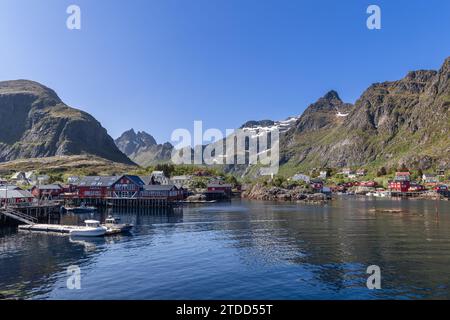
[1,198,450,300]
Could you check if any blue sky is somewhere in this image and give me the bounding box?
[1,0,449,143]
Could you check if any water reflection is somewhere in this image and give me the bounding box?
[0,206,183,299]
[1,198,450,299]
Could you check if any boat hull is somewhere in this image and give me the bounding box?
[70,227,107,237]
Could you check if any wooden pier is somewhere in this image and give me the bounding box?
[67,197,175,208]
[390,191,425,198]
[19,223,79,234]
[18,224,123,236]
[0,208,37,225]
[0,204,61,226]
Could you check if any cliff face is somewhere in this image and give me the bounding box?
[0,80,134,165]
[115,129,173,167]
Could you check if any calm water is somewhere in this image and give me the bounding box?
[1,197,450,300]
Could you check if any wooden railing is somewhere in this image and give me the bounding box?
[0,208,38,225]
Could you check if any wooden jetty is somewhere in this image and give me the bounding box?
[19,224,79,234]
[0,208,38,225]
[18,223,124,236]
[67,197,174,208]
[0,204,61,226]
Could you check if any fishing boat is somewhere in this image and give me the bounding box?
[373,190,389,197]
[70,220,107,237]
[180,200,217,204]
[103,215,133,233]
[65,203,97,214]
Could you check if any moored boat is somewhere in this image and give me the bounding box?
[373,190,389,197]
[104,215,133,233]
[70,220,107,237]
[65,203,97,214]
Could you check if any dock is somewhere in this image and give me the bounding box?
[66,197,175,208]
[19,224,79,234]
[18,223,124,236]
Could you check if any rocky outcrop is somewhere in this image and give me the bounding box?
[115,129,173,167]
[0,80,133,165]
[242,183,328,203]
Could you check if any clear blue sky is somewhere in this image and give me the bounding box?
[1,0,449,143]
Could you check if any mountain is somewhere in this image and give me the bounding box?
[0,80,134,165]
[115,129,157,156]
[115,129,173,167]
[215,57,450,177]
[294,90,353,132]
[279,57,450,174]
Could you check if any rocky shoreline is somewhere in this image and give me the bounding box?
[241,183,329,204]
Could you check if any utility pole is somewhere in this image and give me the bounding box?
[5,185,8,209]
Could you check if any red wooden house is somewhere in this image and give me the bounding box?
[110,175,144,198]
[30,184,63,199]
[77,176,120,198]
[389,172,411,192]
[360,181,378,187]
[77,175,145,199]
[0,187,34,206]
[207,180,232,197]
[140,184,183,201]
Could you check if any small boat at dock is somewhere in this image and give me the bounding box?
[373,190,390,197]
[19,219,130,237]
[103,216,133,233]
[180,200,218,204]
[19,220,107,237]
[64,203,97,214]
[69,220,107,237]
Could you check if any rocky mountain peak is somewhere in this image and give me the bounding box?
[115,129,173,166]
[322,90,341,102]
[115,129,158,157]
[136,131,157,147]
[294,90,352,133]
[240,120,275,129]
[120,128,137,139]
[0,79,61,108]
[0,80,133,165]
[306,90,344,113]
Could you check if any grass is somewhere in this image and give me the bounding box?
[0,155,136,178]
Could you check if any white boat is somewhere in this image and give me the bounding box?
[104,216,133,233]
[70,220,107,237]
[373,191,389,197]
[366,192,376,197]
